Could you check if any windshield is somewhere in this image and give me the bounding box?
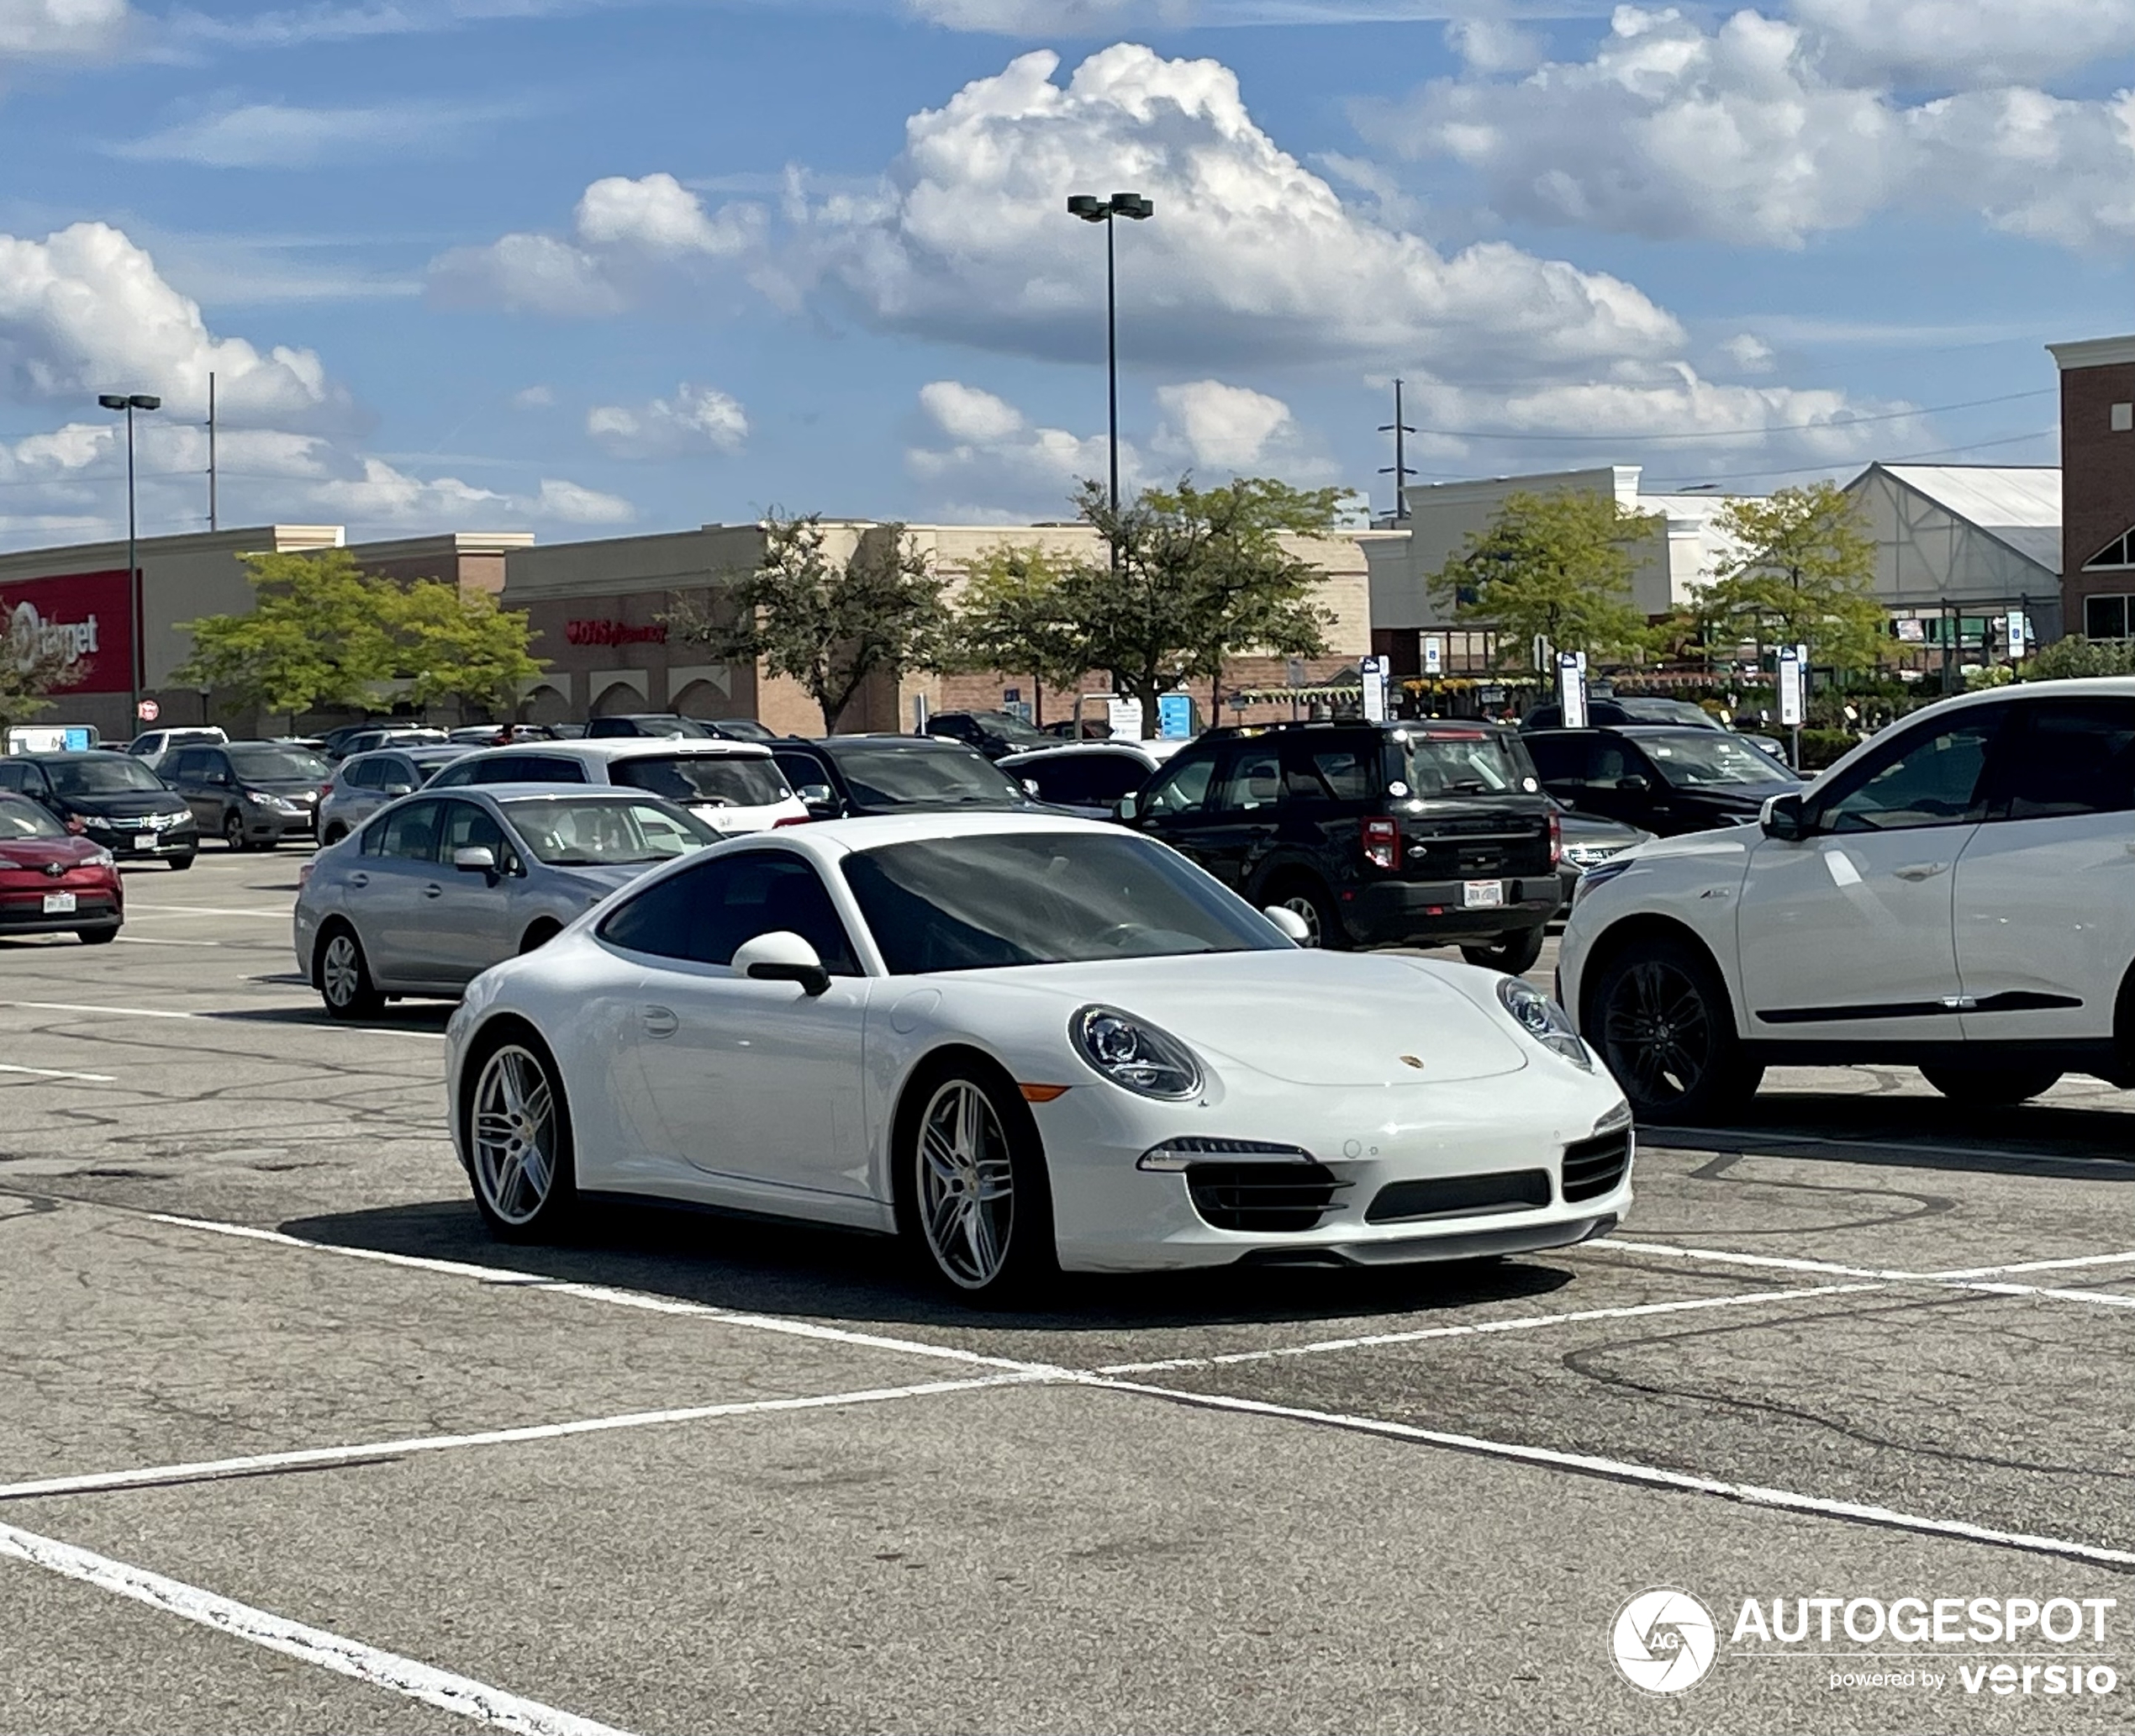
[844,831,1285,973]
[612,753,790,808]
[1618,699,1716,728]
[228,746,328,783]
[830,743,1028,808]
[1401,731,1534,797]
[502,796,714,866]
[408,748,467,772]
[965,710,1050,747]
[1640,732,1794,787]
[0,796,64,837]
[44,756,171,795]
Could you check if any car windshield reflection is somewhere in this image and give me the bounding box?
[502,795,715,866]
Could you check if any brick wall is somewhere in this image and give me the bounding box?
[2061,356,2135,630]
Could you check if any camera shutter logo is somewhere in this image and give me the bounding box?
[1612,1588,1717,1693]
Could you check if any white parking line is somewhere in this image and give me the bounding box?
[1095,1282,1890,1375]
[1589,1237,1904,1280]
[0,1001,446,1041]
[1591,1237,2135,1312]
[0,1519,633,1736]
[1927,1249,2135,1280]
[114,936,224,948]
[1092,1379,2135,1572]
[0,1375,1037,1503]
[0,1062,115,1083]
[122,905,291,919]
[4,1000,202,1020]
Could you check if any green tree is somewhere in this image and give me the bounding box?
[1430,489,1657,667]
[2023,635,2135,681]
[953,477,1341,727]
[665,515,954,733]
[173,550,394,729]
[385,581,546,719]
[1700,481,1885,672]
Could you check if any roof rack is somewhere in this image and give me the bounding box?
[1195,717,1510,741]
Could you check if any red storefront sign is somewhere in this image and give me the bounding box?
[565,619,667,647]
[2,570,134,694]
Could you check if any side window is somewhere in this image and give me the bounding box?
[1080,753,1152,805]
[1024,759,1090,805]
[440,799,507,859]
[171,748,210,781]
[340,758,381,790]
[373,799,445,862]
[1283,737,1375,803]
[1589,737,1636,784]
[427,759,477,789]
[1213,742,1284,815]
[1525,735,1587,784]
[0,764,22,792]
[1139,752,1216,818]
[470,754,529,784]
[519,755,588,783]
[1990,700,2135,821]
[599,852,860,974]
[1820,710,2006,833]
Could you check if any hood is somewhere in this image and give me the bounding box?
[54,789,190,818]
[552,862,651,896]
[240,778,322,796]
[0,835,107,868]
[1557,809,1647,846]
[982,949,1529,1087]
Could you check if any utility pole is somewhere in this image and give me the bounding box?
[1067,192,1154,568]
[1379,378,1415,521]
[98,393,161,729]
[207,372,218,531]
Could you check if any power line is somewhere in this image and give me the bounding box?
[1405,387,2054,445]
[1647,426,2056,489]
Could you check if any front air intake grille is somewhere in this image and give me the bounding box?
[1186,1162,1348,1232]
[1562,1130,1632,1202]
[1364,1169,1552,1224]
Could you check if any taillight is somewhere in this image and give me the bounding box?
[1361,815,1399,871]
[774,814,811,828]
[319,783,334,799]
[1549,810,1562,867]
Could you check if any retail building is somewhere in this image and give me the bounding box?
[2048,334,2135,638]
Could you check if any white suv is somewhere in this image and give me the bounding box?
[425,739,808,835]
[1558,678,2135,1120]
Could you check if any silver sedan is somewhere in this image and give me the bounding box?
[294,784,716,1019]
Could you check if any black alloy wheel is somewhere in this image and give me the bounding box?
[223,810,250,852]
[1592,940,1762,1122]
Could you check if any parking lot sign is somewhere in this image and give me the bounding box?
[1360,655,1389,723]
[1557,652,1588,729]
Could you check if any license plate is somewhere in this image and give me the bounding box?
[41,892,76,914]
[134,832,157,852]
[1462,879,1505,909]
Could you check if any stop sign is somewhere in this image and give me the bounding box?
[135,698,160,722]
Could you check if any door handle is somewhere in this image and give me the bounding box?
[422,883,444,899]
[1893,862,1949,881]
[641,1005,678,1039]
[348,872,368,888]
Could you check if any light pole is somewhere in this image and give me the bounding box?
[1066,192,1153,529]
[98,392,161,726]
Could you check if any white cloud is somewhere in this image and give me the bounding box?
[1359,5,2135,251]
[511,383,555,409]
[1794,0,2135,87]
[917,380,1026,445]
[907,379,1129,511]
[1151,378,1331,478]
[0,0,129,58]
[1445,17,1540,73]
[902,0,1189,31]
[112,99,503,168]
[1721,333,1776,373]
[585,382,748,459]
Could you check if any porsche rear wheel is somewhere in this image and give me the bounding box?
[903,1068,1055,1305]
[466,1036,577,1241]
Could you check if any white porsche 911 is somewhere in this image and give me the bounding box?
[443,813,1632,1301]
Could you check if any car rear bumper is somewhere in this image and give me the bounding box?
[1345,877,1558,947]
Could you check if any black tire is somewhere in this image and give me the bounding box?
[320,825,347,847]
[1263,874,1351,951]
[166,853,196,871]
[1590,938,1763,1123]
[1920,1063,2062,1107]
[1462,926,1546,974]
[76,927,118,946]
[462,1030,578,1242]
[519,921,561,954]
[316,924,384,1020]
[222,810,249,852]
[897,1060,1057,1306]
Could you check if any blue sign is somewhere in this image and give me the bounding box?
[61,727,92,752]
[1157,694,1194,739]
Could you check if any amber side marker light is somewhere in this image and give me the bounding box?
[1019,1084,1072,1103]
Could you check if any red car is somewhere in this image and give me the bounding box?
[0,794,123,945]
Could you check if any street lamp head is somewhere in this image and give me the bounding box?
[129,394,162,411]
[1110,193,1153,220]
[97,393,128,411]
[1067,193,1107,221]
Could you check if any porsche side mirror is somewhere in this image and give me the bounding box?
[1263,905,1313,945]
[1762,792,1811,842]
[733,930,830,997]
[453,845,498,876]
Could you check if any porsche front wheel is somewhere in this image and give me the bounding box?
[903,1068,1056,1305]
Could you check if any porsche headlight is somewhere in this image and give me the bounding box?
[1495,978,1593,1071]
[1072,1005,1204,1100]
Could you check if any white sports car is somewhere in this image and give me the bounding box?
[443,813,1633,1301]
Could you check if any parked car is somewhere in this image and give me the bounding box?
[0,751,198,867]
[326,726,450,762]
[0,792,124,943]
[1551,800,1652,917]
[124,726,226,770]
[442,811,1631,1299]
[446,724,565,747]
[700,718,778,742]
[319,745,470,844]
[1559,679,2135,1121]
[1522,698,1790,762]
[922,709,1055,761]
[165,741,331,851]
[426,739,807,835]
[771,735,1048,821]
[1116,719,1558,972]
[583,714,715,740]
[298,787,717,1017]
[997,740,1186,820]
[1525,726,1802,838]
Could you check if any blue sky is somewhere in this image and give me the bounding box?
[0,0,2129,549]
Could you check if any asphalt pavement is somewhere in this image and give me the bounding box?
[1,849,2132,1735]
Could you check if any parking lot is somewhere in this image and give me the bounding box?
[2,848,2132,1734]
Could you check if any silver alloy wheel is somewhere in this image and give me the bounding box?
[915,1079,1015,1290]
[1278,893,1322,947]
[471,1045,558,1227]
[320,932,362,1009]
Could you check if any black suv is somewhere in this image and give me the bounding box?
[1524,725,1800,836]
[1121,720,1558,970]
[771,734,1047,819]
[923,710,1053,760]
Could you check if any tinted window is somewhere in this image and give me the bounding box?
[600,852,858,973]
[440,799,507,858]
[340,758,382,790]
[171,749,221,781]
[0,764,24,792]
[1993,700,2135,821]
[773,747,830,790]
[827,743,1024,807]
[1284,739,1376,803]
[427,760,477,788]
[843,831,1284,974]
[519,755,588,783]
[1139,752,1215,818]
[228,746,326,782]
[1821,712,2003,833]
[1403,730,1532,795]
[371,799,445,862]
[44,755,169,795]
[612,753,788,808]
[1526,734,1589,783]
[1213,742,1283,814]
[1635,732,1790,788]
